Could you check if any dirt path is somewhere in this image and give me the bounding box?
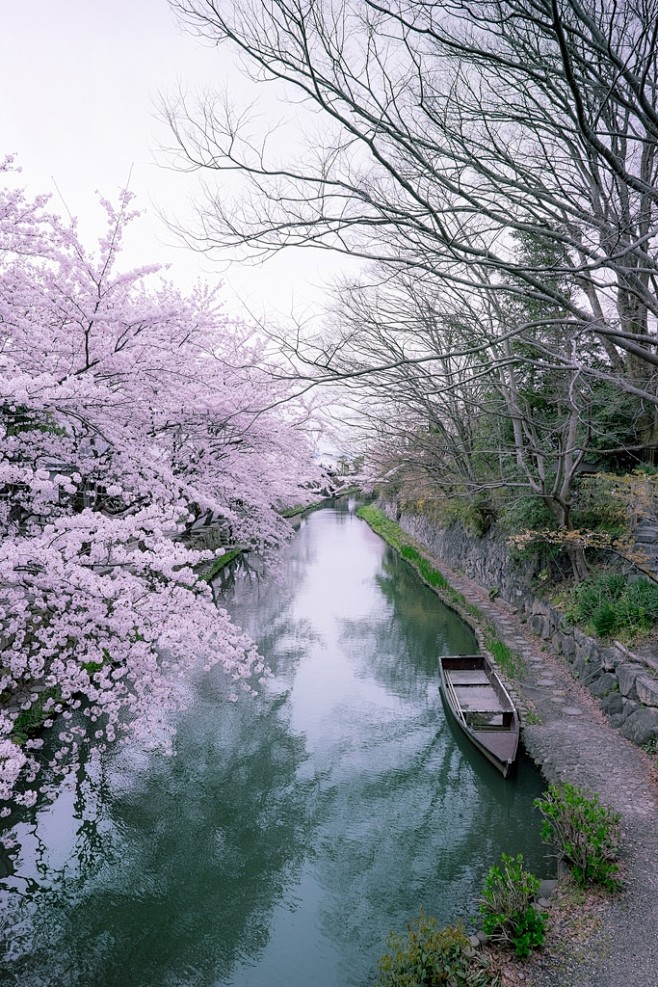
[425,553,658,987]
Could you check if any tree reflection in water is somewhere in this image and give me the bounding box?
[0,504,549,987]
[1,682,314,987]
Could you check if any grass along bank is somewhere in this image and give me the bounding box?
[356,505,526,682]
[196,547,246,583]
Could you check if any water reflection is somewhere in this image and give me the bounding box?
[2,690,314,987]
[343,548,477,698]
[1,503,549,987]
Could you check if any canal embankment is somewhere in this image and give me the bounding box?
[358,504,658,987]
[434,562,658,987]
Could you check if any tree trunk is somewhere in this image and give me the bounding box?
[566,542,590,583]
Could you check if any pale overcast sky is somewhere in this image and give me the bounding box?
[0,0,344,319]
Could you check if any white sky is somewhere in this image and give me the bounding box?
[0,0,346,321]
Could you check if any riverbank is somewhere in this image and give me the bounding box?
[358,507,658,987]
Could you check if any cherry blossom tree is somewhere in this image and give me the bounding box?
[0,158,319,810]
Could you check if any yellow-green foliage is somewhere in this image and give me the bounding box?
[373,912,497,987]
[484,636,526,680]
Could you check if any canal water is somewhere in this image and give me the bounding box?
[0,501,550,987]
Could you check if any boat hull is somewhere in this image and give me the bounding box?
[439,654,520,778]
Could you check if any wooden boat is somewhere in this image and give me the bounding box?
[438,654,520,778]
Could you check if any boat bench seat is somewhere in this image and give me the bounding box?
[453,684,508,713]
[448,670,491,686]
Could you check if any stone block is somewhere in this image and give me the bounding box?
[583,657,606,685]
[610,698,638,727]
[634,527,658,542]
[561,635,577,661]
[573,652,603,684]
[573,628,591,648]
[636,674,658,709]
[601,646,622,673]
[538,879,558,900]
[590,672,619,697]
[529,614,546,637]
[572,655,587,679]
[551,630,564,655]
[600,692,624,716]
[617,663,646,700]
[587,641,600,661]
[575,639,597,665]
[545,605,561,635]
[620,707,658,746]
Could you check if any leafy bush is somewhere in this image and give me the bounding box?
[644,737,658,757]
[373,912,497,987]
[499,496,556,535]
[590,601,618,637]
[479,854,546,959]
[565,572,658,638]
[618,578,658,628]
[572,477,628,537]
[534,783,621,889]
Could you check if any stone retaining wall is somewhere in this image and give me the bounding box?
[526,597,658,746]
[385,503,658,749]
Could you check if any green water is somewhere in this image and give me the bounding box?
[0,501,550,987]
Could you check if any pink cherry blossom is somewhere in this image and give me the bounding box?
[0,160,322,808]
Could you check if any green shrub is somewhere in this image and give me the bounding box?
[591,602,618,637]
[373,912,497,987]
[644,737,658,757]
[619,578,658,627]
[499,496,556,535]
[479,854,546,959]
[534,783,621,889]
[565,572,658,638]
[572,477,629,537]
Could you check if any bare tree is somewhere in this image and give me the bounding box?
[325,265,624,577]
[162,0,658,581]
[166,0,658,402]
